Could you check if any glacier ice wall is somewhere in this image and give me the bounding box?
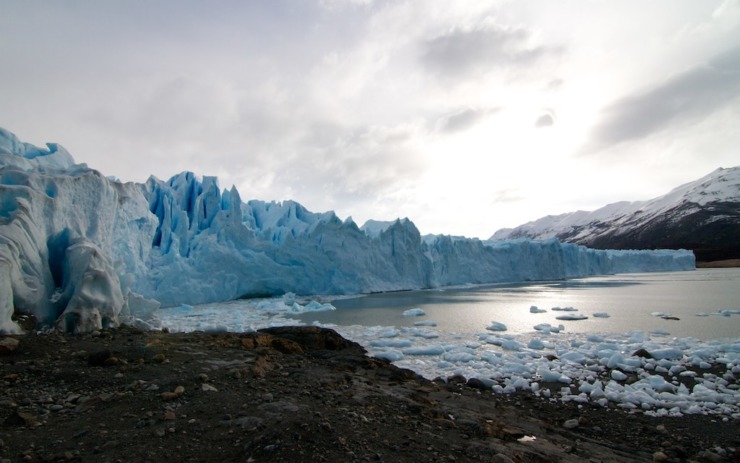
[0,128,695,333]
[0,129,159,333]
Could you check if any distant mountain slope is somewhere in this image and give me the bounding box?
[491,167,740,262]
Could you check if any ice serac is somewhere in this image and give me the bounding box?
[135,177,435,305]
[0,128,695,333]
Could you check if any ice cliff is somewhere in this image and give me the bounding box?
[0,129,695,333]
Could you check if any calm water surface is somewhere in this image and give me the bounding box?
[298,268,740,340]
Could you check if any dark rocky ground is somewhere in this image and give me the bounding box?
[0,325,738,463]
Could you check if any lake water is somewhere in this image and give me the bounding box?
[297,268,740,340]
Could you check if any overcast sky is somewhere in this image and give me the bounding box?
[1,1,739,238]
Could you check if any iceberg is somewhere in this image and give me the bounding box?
[0,128,696,333]
[402,308,426,317]
[486,321,508,332]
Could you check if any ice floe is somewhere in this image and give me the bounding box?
[555,314,588,321]
[486,321,508,332]
[403,308,426,317]
[413,320,438,327]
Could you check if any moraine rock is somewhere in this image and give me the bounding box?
[0,337,20,354]
[563,419,579,429]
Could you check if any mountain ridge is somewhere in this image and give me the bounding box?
[491,167,740,262]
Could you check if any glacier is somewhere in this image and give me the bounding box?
[0,128,695,333]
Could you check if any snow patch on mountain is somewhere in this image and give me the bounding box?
[491,167,740,245]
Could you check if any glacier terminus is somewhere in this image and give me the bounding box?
[0,128,695,334]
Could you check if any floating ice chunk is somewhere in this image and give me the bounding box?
[508,377,531,391]
[121,291,161,323]
[403,308,426,317]
[413,320,437,327]
[501,340,522,351]
[403,346,445,356]
[611,370,628,381]
[690,348,716,359]
[650,329,671,336]
[375,350,404,361]
[651,348,683,360]
[533,323,561,333]
[592,312,610,318]
[530,306,547,313]
[606,353,625,368]
[560,351,587,364]
[255,299,288,313]
[442,351,476,363]
[552,306,578,312]
[480,335,504,346]
[719,309,740,317]
[695,312,710,317]
[647,375,676,392]
[479,351,502,365]
[406,327,440,339]
[589,381,606,399]
[537,368,563,383]
[290,301,336,313]
[370,339,413,348]
[555,314,588,321]
[528,339,545,350]
[377,328,400,338]
[486,321,508,332]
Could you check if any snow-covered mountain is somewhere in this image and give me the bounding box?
[0,128,694,334]
[491,167,740,262]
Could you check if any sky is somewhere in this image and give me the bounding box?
[1,1,739,239]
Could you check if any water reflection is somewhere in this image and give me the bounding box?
[297,269,740,340]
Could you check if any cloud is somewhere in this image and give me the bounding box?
[319,0,375,9]
[534,112,555,128]
[547,78,564,90]
[306,123,425,196]
[239,120,430,218]
[420,22,555,78]
[434,107,499,134]
[491,188,524,204]
[582,46,740,154]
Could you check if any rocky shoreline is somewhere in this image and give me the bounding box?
[0,326,737,462]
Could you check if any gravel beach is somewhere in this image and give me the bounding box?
[1,326,737,462]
